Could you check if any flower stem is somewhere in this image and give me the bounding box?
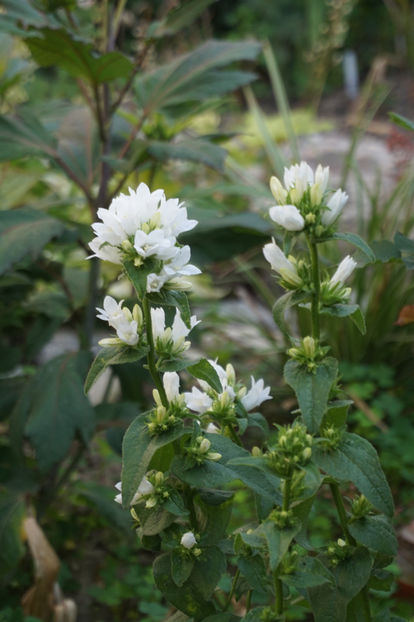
[283,476,292,512]
[224,568,240,610]
[274,570,283,616]
[307,238,320,340]
[329,482,354,545]
[143,296,168,407]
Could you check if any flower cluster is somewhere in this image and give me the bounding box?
[151,307,199,359]
[114,475,154,507]
[267,423,313,477]
[184,435,222,465]
[287,336,330,372]
[184,360,271,427]
[320,255,357,305]
[89,183,200,293]
[96,295,143,346]
[147,372,188,435]
[269,162,348,237]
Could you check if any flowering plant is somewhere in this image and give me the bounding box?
[86,164,397,622]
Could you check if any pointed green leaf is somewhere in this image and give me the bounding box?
[284,357,338,433]
[84,344,148,393]
[191,546,226,600]
[389,112,414,132]
[348,515,397,556]
[331,233,375,263]
[272,291,308,340]
[123,259,158,299]
[320,304,366,335]
[187,358,222,392]
[0,208,64,275]
[0,113,56,161]
[171,550,194,587]
[262,520,301,570]
[148,289,191,327]
[121,415,190,508]
[314,433,394,516]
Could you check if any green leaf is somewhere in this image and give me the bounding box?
[371,240,401,263]
[331,233,375,263]
[196,494,232,545]
[172,456,233,489]
[135,505,175,536]
[394,232,414,269]
[190,546,226,600]
[135,39,261,113]
[0,208,64,275]
[237,554,269,593]
[148,138,226,171]
[284,357,338,433]
[171,550,194,587]
[282,556,333,589]
[76,482,130,530]
[0,112,56,161]
[389,111,414,132]
[121,415,190,508]
[153,553,216,620]
[0,491,25,577]
[272,291,308,340]
[147,289,191,327]
[23,352,95,471]
[158,358,200,372]
[123,259,157,299]
[187,359,222,392]
[348,515,397,556]
[151,0,218,37]
[320,304,366,335]
[26,28,133,84]
[262,520,301,570]
[323,400,353,428]
[313,433,394,516]
[84,345,148,393]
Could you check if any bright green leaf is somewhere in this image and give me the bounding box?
[331,233,375,263]
[84,345,148,393]
[187,359,222,392]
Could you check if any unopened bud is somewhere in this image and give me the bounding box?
[181,531,197,549]
[303,336,316,358]
[302,447,312,461]
[251,446,262,457]
[199,438,211,453]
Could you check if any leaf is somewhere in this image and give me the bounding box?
[394,232,414,269]
[190,546,226,600]
[313,433,394,516]
[148,138,226,171]
[0,491,25,577]
[389,111,414,132]
[284,357,338,433]
[262,520,301,570]
[153,553,216,620]
[151,0,218,37]
[136,505,175,536]
[282,556,333,589]
[348,515,397,556]
[187,358,222,392]
[123,259,158,299]
[320,304,366,335]
[77,482,130,530]
[171,550,194,587]
[371,240,401,263]
[148,289,191,327]
[331,233,376,263]
[0,208,64,275]
[204,615,240,622]
[135,39,261,113]
[237,555,269,593]
[26,28,133,84]
[84,344,148,393]
[272,291,308,340]
[23,352,95,471]
[323,400,353,428]
[121,415,190,508]
[0,112,56,161]
[172,456,234,489]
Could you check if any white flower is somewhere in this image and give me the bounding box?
[159,198,198,237]
[263,239,302,287]
[151,307,167,341]
[270,176,288,204]
[322,189,348,226]
[206,422,220,433]
[96,296,139,346]
[151,307,199,355]
[310,164,330,205]
[162,245,201,277]
[134,229,178,261]
[330,255,357,286]
[181,531,197,549]
[114,477,154,506]
[172,310,199,341]
[241,377,271,411]
[269,204,305,232]
[163,372,181,403]
[146,272,167,293]
[284,162,314,203]
[184,386,213,413]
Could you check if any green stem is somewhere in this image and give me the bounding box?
[282,476,292,512]
[329,482,355,545]
[143,296,168,407]
[274,570,283,616]
[360,586,372,622]
[245,590,252,612]
[227,424,242,446]
[307,237,320,340]
[224,568,240,611]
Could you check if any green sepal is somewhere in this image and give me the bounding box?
[84,344,148,393]
[284,357,338,433]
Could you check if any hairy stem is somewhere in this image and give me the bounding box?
[307,237,321,340]
[224,568,240,611]
[143,296,168,407]
[274,570,284,616]
[329,482,354,545]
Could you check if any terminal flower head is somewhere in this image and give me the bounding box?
[241,377,272,412]
[151,307,199,357]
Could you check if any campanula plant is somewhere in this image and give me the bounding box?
[86,163,398,622]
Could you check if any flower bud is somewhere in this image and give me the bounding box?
[199,438,211,453]
[181,531,197,549]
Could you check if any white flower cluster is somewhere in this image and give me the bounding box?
[269,162,348,232]
[184,360,271,417]
[114,476,154,507]
[89,183,200,292]
[151,307,199,358]
[96,295,142,346]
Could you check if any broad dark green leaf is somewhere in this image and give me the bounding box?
[148,289,191,327]
[148,138,226,171]
[26,28,133,84]
[320,304,366,335]
[0,208,63,274]
[158,358,200,372]
[314,433,394,516]
[84,344,148,393]
[0,491,25,577]
[323,400,353,428]
[153,552,216,620]
[171,550,194,587]
[284,357,338,433]
[196,494,232,544]
[262,520,301,570]
[204,615,240,622]
[123,259,154,299]
[0,112,56,161]
[187,358,222,392]
[282,556,333,589]
[272,291,308,340]
[371,240,401,263]
[237,554,269,593]
[121,414,190,508]
[172,456,233,489]
[190,546,226,600]
[348,515,397,556]
[136,505,175,535]
[23,351,95,471]
[331,233,375,263]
